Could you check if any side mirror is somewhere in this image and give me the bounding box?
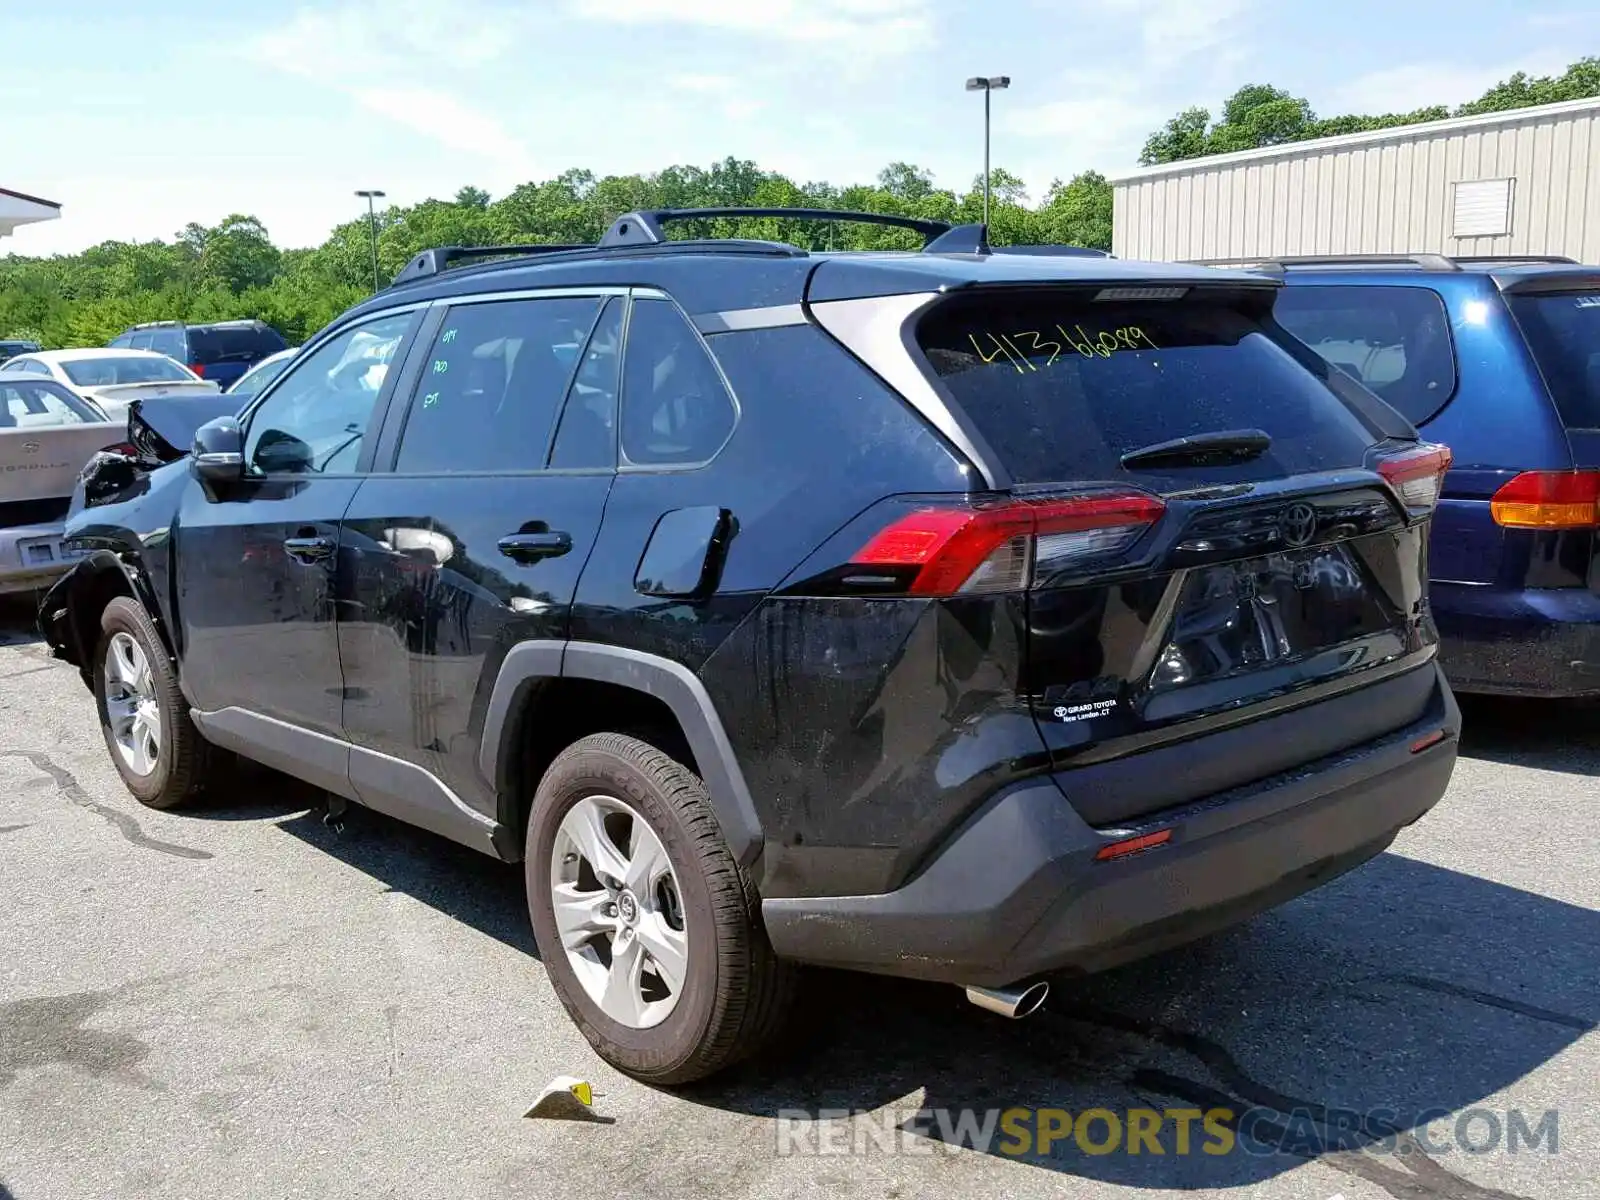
[191,416,244,484]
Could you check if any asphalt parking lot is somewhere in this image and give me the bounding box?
[0,608,1594,1200]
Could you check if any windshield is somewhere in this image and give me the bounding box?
[917,289,1381,487]
[1508,291,1600,429]
[61,355,194,387]
[228,351,294,395]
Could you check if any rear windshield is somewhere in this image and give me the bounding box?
[1507,291,1600,429]
[191,324,287,363]
[1271,284,1456,425]
[917,290,1381,486]
[1,381,100,427]
[61,355,193,386]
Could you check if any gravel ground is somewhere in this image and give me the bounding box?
[0,610,1594,1200]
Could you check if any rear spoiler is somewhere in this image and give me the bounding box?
[1494,269,1600,295]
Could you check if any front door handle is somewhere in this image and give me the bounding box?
[283,535,335,563]
[498,530,572,563]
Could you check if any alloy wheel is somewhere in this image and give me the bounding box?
[104,632,160,776]
[550,794,688,1029]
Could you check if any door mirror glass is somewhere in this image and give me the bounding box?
[191,416,245,483]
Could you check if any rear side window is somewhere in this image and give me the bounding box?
[1272,285,1456,425]
[1507,292,1600,429]
[147,328,185,359]
[917,290,1380,486]
[395,296,603,473]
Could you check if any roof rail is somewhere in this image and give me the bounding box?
[1452,254,1580,265]
[992,244,1112,258]
[599,207,957,248]
[1186,253,1461,273]
[391,243,590,287]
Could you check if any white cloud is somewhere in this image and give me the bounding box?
[569,0,933,52]
[350,87,532,167]
[665,73,765,121]
[1104,0,1253,70]
[247,1,535,166]
[1003,0,1255,180]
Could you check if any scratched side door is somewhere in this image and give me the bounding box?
[336,290,622,818]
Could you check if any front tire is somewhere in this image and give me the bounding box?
[525,733,794,1085]
[93,597,218,809]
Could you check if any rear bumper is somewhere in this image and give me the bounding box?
[1433,583,1600,697]
[761,663,1458,987]
[0,521,75,596]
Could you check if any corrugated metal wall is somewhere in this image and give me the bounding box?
[1112,100,1600,263]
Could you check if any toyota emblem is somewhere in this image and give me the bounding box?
[1279,503,1317,547]
[21,441,40,454]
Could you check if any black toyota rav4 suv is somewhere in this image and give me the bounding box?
[40,209,1460,1084]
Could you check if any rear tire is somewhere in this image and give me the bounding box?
[93,597,220,810]
[525,733,794,1085]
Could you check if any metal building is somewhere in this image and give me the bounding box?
[0,185,60,241]
[1110,96,1600,264]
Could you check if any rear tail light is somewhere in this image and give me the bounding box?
[1377,442,1452,514]
[850,491,1165,596]
[1489,470,1600,529]
[189,362,205,378]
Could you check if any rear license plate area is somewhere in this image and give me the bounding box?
[1148,544,1395,692]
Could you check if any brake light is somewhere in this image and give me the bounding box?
[189,362,205,378]
[1489,471,1600,529]
[1376,442,1452,513]
[851,491,1165,596]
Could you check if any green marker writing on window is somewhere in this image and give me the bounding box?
[441,328,458,344]
[422,392,441,408]
[432,359,449,374]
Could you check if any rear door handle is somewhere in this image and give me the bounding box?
[498,531,572,563]
[283,535,335,563]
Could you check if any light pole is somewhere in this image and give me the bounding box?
[355,189,386,291]
[965,76,1010,228]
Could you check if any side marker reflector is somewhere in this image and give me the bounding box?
[1094,829,1173,861]
[1410,729,1448,754]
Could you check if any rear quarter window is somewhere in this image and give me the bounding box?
[1271,284,1456,425]
[1507,291,1600,429]
[916,289,1381,488]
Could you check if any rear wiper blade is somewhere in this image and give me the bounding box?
[1120,428,1272,469]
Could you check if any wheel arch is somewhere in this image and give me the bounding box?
[47,551,172,686]
[482,641,765,873]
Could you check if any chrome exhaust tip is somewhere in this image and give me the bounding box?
[964,980,1050,1019]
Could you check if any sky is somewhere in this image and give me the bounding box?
[7,0,1597,256]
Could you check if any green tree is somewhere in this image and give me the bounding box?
[1037,171,1114,250]
[1141,56,1600,166]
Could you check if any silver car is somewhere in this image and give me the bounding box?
[0,378,116,596]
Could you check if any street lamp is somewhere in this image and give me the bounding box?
[355,189,386,291]
[965,76,1010,229]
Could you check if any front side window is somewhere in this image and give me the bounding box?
[243,312,412,476]
[60,355,194,386]
[395,296,603,473]
[1272,285,1457,425]
[620,298,737,466]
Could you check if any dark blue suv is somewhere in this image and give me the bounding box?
[1264,256,1600,698]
